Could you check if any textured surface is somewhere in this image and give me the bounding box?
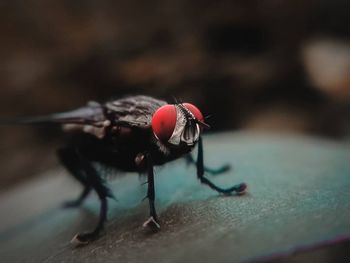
[0,132,349,263]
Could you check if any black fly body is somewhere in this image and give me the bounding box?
[2,95,247,244]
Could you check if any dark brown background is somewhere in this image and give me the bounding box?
[0,0,349,188]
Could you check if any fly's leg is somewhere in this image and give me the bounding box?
[196,137,247,195]
[57,148,91,208]
[185,154,230,175]
[64,187,91,208]
[142,153,160,229]
[59,148,113,245]
[71,153,113,244]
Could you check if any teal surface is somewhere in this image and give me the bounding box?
[0,132,349,262]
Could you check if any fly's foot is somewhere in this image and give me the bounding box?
[208,164,231,176]
[237,183,248,195]
[142,216,161,230]
[70,232,98,246]
[235,182,247,195]
[217,164,231,174]
[222,182,247,196]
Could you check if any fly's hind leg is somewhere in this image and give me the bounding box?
[185,154,230,175]
[58,147,114,244]
[196,137,247,195]
[71,150,114,245]
[57,148,91,208]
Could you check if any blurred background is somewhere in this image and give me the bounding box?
[0,0,350,189]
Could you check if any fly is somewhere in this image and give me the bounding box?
[2,95,247,245]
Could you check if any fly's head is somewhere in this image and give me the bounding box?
[151,102,209,149]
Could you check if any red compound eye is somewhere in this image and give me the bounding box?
[183,103,204,122]
[152,105,177,142]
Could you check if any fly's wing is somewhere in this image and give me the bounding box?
[104,95,167,129]
[0,96,167,129]
[0,101,106,127]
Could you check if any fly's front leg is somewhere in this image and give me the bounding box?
[142,153,160,229]
[185,154,230,175]
[196,137,247,195]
